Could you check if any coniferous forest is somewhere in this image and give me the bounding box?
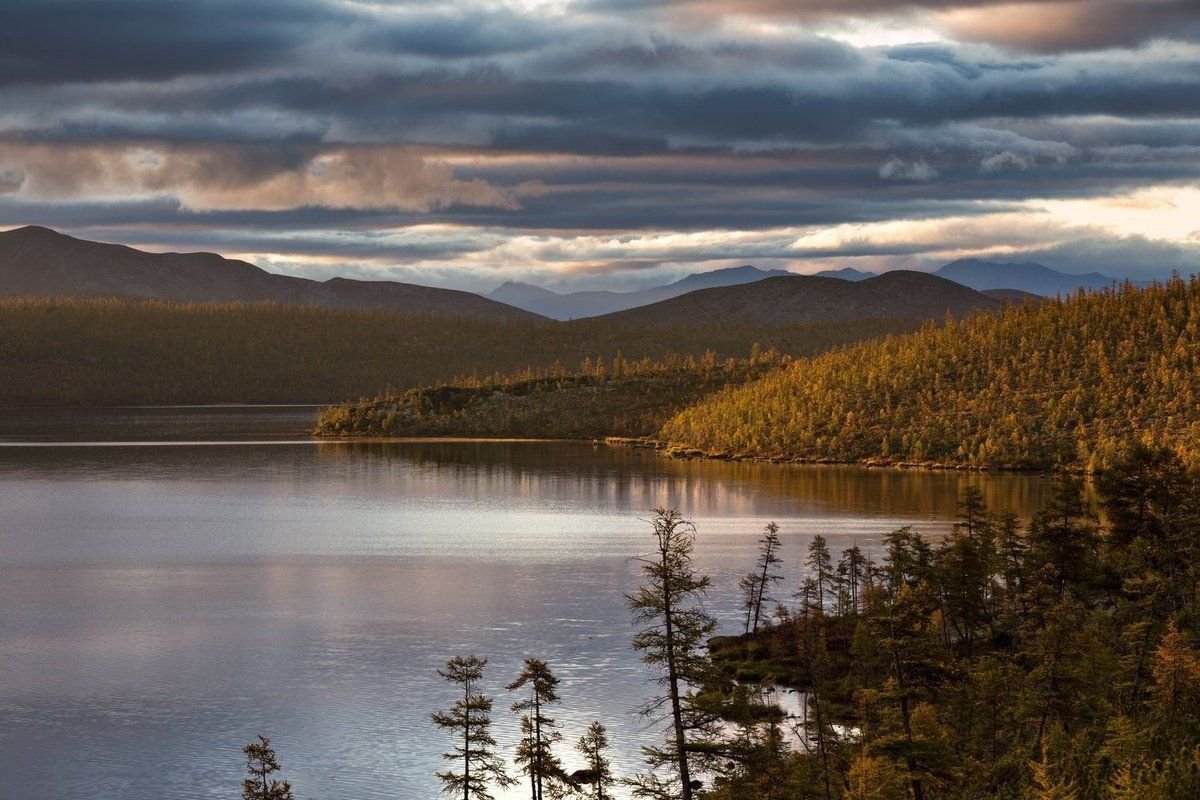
[661,279,1200,471]
[240,443,1200,800]
[318,279,1200,473]
[0,297,915,406]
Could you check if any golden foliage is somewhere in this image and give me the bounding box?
[661,279,1200,469]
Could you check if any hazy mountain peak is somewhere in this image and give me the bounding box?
[668,264,790,289]
[489,281,562,307]
[936,258,1115,295]
[491,265,796,319]
[812,267,876,281]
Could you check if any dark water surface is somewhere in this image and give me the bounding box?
[0,408,1052,799]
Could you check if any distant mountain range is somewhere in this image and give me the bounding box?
[490,265,793,320]
[493,260,1120,319]
[1,227,1126,327]
[0,226,540,321]
[804,261,1117,295]
[592,271,998,326]
[934,258,1117,295]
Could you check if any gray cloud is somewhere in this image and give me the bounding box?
[586,0,1200,52]
[0,0,1197,289]
[0,168,24,194]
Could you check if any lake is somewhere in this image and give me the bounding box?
[0,407,1054,800]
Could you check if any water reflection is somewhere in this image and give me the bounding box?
[0,410,1059,800]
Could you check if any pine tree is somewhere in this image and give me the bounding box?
[241,736,294,800]
[1027,477,1099,597]
[508,658,566,800]
[626,508,719,800]
[574,721,615,800]
[740,522,784,634]
[1148,622,1200,733]
[805,535,834,613]
[432,655,516,800]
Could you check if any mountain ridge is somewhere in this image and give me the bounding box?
[935,258,1116,295]
[0,226,542,321]
[592,270,1000,326]
[488,264,793,319]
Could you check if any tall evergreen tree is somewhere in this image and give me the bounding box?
[805,535,835,613]
[574,721,615,800]
[1027,477,1099,596]
[740,522,784,634]
[241,736,294,800]
[432,655,515,800]
[626,508,719,800]
[508,658,566,800]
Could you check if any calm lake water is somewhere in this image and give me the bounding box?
[0,407,1053,800]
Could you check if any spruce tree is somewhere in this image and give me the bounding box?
[432,655,515,800]
[574,721,615,800]
[241,736,294,800]
[508,658,566,800]
[626,508,719,800]
[740,522,784,634]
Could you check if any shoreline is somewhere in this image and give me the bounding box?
[601,436,1079,475]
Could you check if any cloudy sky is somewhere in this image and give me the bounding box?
[1,0,1198,291]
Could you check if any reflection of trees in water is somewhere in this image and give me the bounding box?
[314,440,1058,523]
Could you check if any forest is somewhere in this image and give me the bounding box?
[238,443,1200,800]
[0,297,916,406]
[313,347,792,439]
[660,278,1200,471]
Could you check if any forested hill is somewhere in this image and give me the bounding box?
[660,278,1200,471]
[0,226,538,321]
[0,298,918,405]
[594,270,998,326]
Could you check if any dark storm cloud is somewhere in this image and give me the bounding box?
[0,0,1197,286]
[5,40,1198,153]
[0,0,346,85]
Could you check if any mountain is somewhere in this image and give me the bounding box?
[487,265,792,319]
[490,281,560,308]
[812,267,875,281]
[0,226,540,321]
[935,258,1115,296]
[593,271,999,326]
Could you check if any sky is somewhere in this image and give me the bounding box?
[1,0,1198,292]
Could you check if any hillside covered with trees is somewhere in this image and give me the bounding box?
[660,278,1200,471]
[0,297,918,406]
[314,348,791,439]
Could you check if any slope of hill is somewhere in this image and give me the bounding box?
[936,258,1115,295]
[314,351,791,440]
[0,297,919,405]
[983,288,1044,303]
[659,278,1200,470]
[0,226,539,321]
[488,265,792,319]
[595,270,998,326]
